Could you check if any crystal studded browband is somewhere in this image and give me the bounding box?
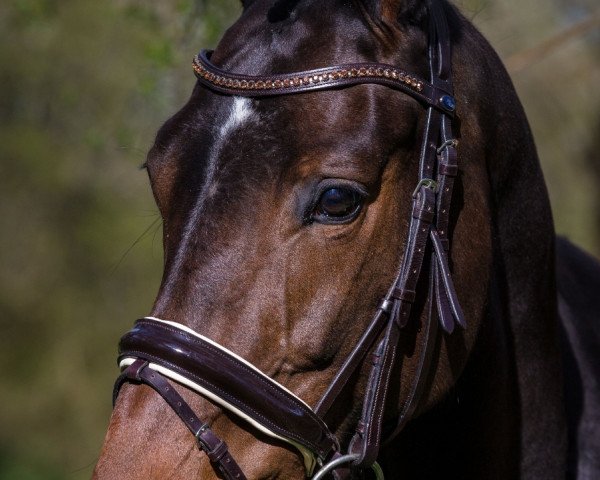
[192,50,456,113]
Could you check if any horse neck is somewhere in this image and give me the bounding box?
[457,15,567,479]
[489,140,567,478]
[379,275,521,478]
[378,264,563,480]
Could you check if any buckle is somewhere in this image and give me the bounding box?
[436,138,458,154]
[194,423,210,449]
[378,299,393,314]
[412,178,438,198]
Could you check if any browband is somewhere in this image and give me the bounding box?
[193,50,456,114]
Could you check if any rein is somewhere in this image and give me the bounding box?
[113,2,465,478]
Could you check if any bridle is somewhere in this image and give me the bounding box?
[112,2,465,479]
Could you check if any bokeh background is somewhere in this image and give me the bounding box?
[0,0,597,478]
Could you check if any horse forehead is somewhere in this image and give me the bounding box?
[222,97,255,133]
[213,0,372,72]
[212,97,256,158]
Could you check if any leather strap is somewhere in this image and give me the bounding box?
[319,0,465,471]
[348,317,402,466]
[382,273,440,444]
[314,309,389,418]
[114,359,246,480]
[431,230,466,329]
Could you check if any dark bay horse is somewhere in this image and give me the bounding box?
[94,0,598,478]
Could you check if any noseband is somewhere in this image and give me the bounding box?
[113,2,465,479]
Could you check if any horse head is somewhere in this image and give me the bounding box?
[95,1,565,478]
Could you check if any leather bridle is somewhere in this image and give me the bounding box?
[113,2,465,479]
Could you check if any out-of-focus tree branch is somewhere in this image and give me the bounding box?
[505,11,600,73]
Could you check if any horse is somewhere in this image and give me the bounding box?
[556,237,600,480]
[93,0,598,478]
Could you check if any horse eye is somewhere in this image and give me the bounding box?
[312,187,363,223]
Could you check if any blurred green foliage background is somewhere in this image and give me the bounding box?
[0,0,597,478]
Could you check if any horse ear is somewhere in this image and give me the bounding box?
[360,0,428,27]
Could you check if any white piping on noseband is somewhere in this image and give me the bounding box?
[120,316,319,474]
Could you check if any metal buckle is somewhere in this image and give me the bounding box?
[194,423,210,449]
[378,298,393,314]
[412,178,438,198]
[436,138,458,154]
